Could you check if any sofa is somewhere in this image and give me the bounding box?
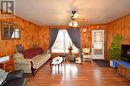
[13,47,51,76]
[0,70,26,86]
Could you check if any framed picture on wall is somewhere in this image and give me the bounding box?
[1,21,21,40]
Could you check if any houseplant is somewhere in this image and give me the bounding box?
[108,34,122,68]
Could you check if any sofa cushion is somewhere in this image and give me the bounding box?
[22,47,43,59]
[32,54,50,69]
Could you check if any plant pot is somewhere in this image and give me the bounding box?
[110,60,117,68]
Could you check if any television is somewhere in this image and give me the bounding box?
[121,44,130,62]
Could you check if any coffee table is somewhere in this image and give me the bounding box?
[50,56,63,71]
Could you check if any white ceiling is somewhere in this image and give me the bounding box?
[15,0,130,26]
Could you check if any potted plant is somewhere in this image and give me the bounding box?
[108,34,122,68]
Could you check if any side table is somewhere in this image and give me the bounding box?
[0,59,14,72]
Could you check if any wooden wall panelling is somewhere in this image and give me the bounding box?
[38,26,49,51]
[0,15,41,57]
[41,25,107,59]
[106,14,130,53]
[41,25,107,50]
[0,13,129,60]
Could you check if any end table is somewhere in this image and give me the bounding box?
[0,59,14,72]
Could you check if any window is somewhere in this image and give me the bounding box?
[51,29,78,53]
[11,29,20,38]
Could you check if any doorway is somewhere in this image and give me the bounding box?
[92,30,104,59]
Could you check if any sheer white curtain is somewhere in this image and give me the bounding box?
[51,29,78,53]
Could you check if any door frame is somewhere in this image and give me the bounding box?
[92,30,104,59]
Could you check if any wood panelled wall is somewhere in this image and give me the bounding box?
[38,26,49,51]
[41,14,130,59]
[0,14,130,59]
[41,25,107,48]
[0,16,42,57]
[40,25,108,58]
[106,14,130,50]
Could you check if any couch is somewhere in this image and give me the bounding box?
[0,70,26,86]
[13,47,51,76]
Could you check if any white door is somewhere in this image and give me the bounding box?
[92,30,104,59]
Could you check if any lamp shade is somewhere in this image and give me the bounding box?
[73,21,78,27]
[69,21,78,27]
[69,22,72,26]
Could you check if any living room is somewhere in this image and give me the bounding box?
[0,0,130,86]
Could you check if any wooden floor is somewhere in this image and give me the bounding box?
[26,61,130,86]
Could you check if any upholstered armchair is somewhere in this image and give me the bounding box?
[82,48,92,62]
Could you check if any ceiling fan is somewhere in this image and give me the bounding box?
[69,10,79,27]
[69,10,87,27]
[71,10,79,20]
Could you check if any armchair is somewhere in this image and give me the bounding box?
[0,70,26,86]
[82,48,92,62]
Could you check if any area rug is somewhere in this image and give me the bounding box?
[93,59,110,67]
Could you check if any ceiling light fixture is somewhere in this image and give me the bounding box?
[69,10,79,27]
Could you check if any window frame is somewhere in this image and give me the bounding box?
[51,29,78,53]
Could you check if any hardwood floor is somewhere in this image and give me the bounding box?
[26,61,130,86]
